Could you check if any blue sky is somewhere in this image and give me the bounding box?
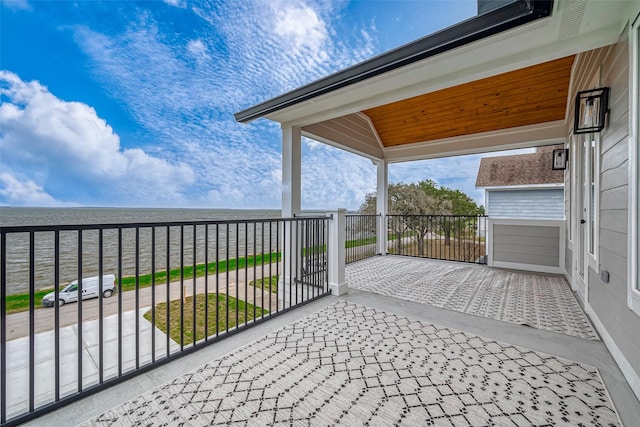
[1,0,520,210]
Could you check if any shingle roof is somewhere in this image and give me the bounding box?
[475,145,565,188]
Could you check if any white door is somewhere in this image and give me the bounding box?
[576,135,589,302]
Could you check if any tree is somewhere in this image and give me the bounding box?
[359,180,483,254]
[417,180,484,246]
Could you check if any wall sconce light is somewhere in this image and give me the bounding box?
[574,87,609,134]
[552,148,568,170]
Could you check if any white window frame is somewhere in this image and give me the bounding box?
[629,17,640,316]
[587,131,600,273]
[567,136,574,249]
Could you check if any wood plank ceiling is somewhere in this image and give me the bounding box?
[363,55,575,147]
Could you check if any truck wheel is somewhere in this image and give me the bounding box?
[103,290,113,298]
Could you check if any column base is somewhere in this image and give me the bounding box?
[329,282,348,296]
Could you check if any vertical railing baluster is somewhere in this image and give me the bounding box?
[29,232,35,412]
[225,224,229,333]
[216,223,220,338]
[151,227,156,363]
[261,222,265,318]
[135,227,140,369]
[288,219,292,309]
[204,224,209,342]
[324,218,329,293]
[54,230,60,402]
[77,230,83,393]
[253,222,257,320]
[276,221,280,313]
[268,221,273,314]
[0,232,6,424]
[192,225,197,347]
[235,223,239,329]
[180,226,184,350]
[165,226,170,358]
[118,228,123,376]
[244,223,248,326]
[296,220,300,305]
[98,228,104,383]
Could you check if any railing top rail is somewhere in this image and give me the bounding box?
[0,216,329,234]
[346,214,381,217]
[387,214,487,218]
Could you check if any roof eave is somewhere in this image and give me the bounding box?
[234,0,554,124]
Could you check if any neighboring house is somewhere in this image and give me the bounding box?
[237,0,640,406]
[475,145,565,219]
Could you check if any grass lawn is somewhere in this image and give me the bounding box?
[248,275,279,293]
[144,294,268,346]
[7,236,381,315]
[6,252,281,315]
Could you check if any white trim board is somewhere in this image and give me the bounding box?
[491,261,563,275]
[479,184,564,190]
[586,303,640,403]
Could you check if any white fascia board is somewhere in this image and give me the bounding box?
[301,130,383,161]
[384,121,565,163]
[480,184,565,190]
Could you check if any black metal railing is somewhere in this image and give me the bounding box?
[0,216,329,426]
[345,214,379,264]
[387,215,487,264]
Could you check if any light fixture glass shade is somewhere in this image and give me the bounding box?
[574,87,609,134]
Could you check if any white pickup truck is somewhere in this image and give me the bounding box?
[42,274,117,307]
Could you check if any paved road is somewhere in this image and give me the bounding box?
[5,263,283,341]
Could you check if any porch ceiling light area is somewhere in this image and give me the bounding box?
[362,55,575,147]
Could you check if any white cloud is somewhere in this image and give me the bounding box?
[162,0,186,8]
[0,173,73,207]
[186,39,210,60]
[273,2,327,53]
[2,0,31,11]
[0,71,195,206]
[65,1,377,208]
[301,139,375,211]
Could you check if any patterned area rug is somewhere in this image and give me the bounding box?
[346,256,598,340]
[81,301,619,426]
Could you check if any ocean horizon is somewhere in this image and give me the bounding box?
[1,207,286,294]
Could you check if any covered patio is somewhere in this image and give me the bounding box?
[39,257,639,426]
[9,1,640,425]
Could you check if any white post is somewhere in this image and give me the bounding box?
[280,126,302,307]
[376,160,388,255]
[282,126,301,217]
[327,209,347,296]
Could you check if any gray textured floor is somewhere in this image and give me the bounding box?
[80,300,620,426]
[23,259,640,426]
[347,256,598,340]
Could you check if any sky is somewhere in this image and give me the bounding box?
[0,0,525,210]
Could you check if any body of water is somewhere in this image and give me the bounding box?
[0,207,283,294]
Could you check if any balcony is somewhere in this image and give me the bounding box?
[2,214,639,426]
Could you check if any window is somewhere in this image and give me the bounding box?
[567,140,573,244]
[589,136,596,256]
[630,18,640,315]
[582,131,599,272]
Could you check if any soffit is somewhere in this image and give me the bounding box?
[362,55,575,147]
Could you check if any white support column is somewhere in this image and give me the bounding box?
[280,126,302,307]
[327,209,347,296]
[376,159,388,255]
[282,126,302,217]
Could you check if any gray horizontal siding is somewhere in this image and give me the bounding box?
[488,189,564,219]
[493,224,560,267]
